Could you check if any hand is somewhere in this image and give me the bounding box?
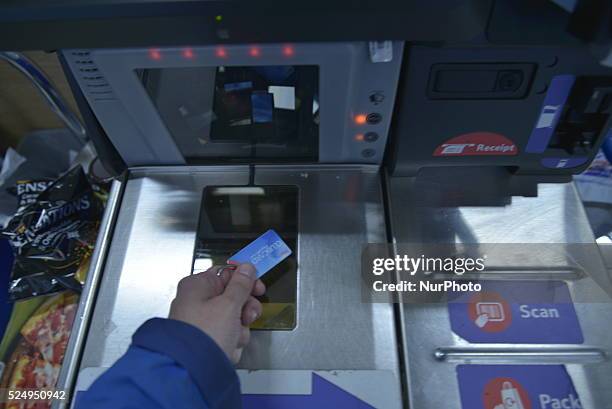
[169,264,265,363]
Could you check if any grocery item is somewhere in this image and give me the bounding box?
[0,292,78,409]
[9,180,53,210]
[1,167,104,300]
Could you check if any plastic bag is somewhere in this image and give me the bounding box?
[1,166,104,301]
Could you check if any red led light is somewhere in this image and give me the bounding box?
[216,47,227,58]
[355,133,365,141]
[282,45,294,57]
[249,47,261,57]
[149,49,162,61]
[182,48,194,59]
[354,114,367,125]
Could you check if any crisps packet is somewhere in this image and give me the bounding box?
[1,166,104,301]
[9,179,54,209]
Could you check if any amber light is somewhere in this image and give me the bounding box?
[354,114,367,125]
[355,133,365,141]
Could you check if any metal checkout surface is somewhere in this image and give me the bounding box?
[5,1,611,408]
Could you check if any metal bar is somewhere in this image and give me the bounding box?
[434,347,607,364]
[53,178,125,409]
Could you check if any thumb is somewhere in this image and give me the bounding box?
[223,263,257,308]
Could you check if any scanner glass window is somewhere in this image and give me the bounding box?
[137,65,319,163]
[193,186,298,330]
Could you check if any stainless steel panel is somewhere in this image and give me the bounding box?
[388,178,612,409]
[76,165,400,401]
[241,165,398,371]
[78,166,249,370]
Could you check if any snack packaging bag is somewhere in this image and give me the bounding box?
[1,167,104,301]
[9,180,54,210]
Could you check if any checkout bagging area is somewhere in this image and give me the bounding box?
[1,2,612,409]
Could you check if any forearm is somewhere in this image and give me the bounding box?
[75,318,241,409]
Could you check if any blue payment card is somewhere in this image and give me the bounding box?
[228,229,292,278]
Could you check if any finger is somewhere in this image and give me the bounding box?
[252,279,266,297]
[237,326,250,349]
[242,296,263,326]
[231,348,244,364]
[177,267,224,300]
[213,265,235,288]
[223,264,257,308]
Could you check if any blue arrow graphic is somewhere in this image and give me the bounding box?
[242,373,375,409]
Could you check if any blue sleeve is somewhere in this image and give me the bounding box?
[75,318,241,409]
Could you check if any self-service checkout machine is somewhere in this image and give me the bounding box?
[57,42,406,408]
[51,34,612,409]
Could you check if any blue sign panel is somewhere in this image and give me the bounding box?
[242,373,373,409]
[449,281,583,344]
[540,157,588,169]
[457,365,582,409]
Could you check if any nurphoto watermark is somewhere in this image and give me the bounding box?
[361,243,612,304]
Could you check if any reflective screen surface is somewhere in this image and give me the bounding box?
[138,65,319,163]
[193,186,298,329]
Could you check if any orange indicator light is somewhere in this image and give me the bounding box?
[354,114,367,125]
